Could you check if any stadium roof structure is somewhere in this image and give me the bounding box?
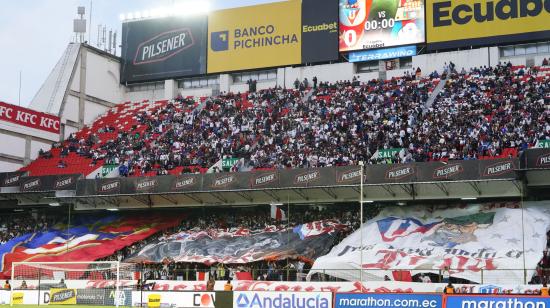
[0,148,548,210]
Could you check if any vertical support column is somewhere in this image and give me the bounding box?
[78,48,87,128]
[24,136,32,165]
[164,79,177,100]
[219,74,231,94]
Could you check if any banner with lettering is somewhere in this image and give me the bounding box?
[309,201,550,284]
[0,101,60,133]
[126,220,347,264]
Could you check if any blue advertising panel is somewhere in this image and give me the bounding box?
[349,45,417,62]
[335,293,442,308]
[446,295,550,308]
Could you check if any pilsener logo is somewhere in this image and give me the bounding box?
[134,28,195,65]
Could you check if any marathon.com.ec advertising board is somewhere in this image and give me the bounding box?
[121,16,208,83]
[207,0,302,73]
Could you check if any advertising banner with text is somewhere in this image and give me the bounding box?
[0,101,60,134]
[302,0,339,63]
[208,0,302,73]
[427,0,550,50]
[121,16,207,83]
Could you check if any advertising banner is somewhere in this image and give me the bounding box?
[127,220,346,264]
[445,295,550,308]
[19,174,81,192]
[132,291,216,308]
[310,201,550,284]
[339,0,425,52]
[208,1,302,73]
[0,101,60,134]
[49,289,77,305]
[349,45,417,62]
[335,293,442,308]
[11,292,24,305]
[426,0,550,50]
[522,148,550,170]
[234,291,333,308]
[75,289,106,305]
[302,0,339,63]
[0,171,25,187]
[121,16,208,83]
[536,140,550,149]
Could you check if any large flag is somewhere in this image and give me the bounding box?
[127,220,347,264]
[309,201,550,284]
[0,214,182,278]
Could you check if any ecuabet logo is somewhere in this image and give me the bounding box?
[211,31,229,51]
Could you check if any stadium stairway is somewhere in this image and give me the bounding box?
[424,69,449,108]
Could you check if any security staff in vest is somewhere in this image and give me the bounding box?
[541,283,549,296]
[444,282,455,294]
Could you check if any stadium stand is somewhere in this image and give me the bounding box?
[18,64,548,178]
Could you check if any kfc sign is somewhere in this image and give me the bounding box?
[0,101,60,133]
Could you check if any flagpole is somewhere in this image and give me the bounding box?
[359,161,364,286]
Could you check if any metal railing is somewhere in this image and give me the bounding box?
[137,268,540,285]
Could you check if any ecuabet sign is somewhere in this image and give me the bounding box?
[207,1,302,73]
[0,101,60,134]
[427,0,550,50]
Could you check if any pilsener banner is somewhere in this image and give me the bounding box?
[339,0,425,52]
[208,0,302,73]
[121,16,207,83]
[427,0,550,50]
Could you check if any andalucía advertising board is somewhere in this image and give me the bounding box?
[335,293,442,308]
[339,0,426,52]
[446,295,550,308]
[234,291,332,308]
[208,1,302,73]
[426,0,550,50]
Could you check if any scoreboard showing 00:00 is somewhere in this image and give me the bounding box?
[339,0,426,51]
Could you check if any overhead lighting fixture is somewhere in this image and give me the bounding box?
[270,203,283,206]
[362,200,374,204]
[13,209,24,212]
[107,208,119,212]
[461,197,477,200]
[397,202,406,206]
[49,202,61,207]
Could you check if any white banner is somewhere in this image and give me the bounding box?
[309,201,550,284]
[234,291,332,308]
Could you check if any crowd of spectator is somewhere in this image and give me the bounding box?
[32,62,549,175]
[0,214,57,245]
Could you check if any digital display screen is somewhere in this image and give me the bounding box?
[339,0,425,51]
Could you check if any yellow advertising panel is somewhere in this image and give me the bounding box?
[208,0,302,73]
[11,292,23,305]
[148,294,161,308]
[49,289,77,305]
[426,0,550,50]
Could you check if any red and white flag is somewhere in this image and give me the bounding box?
[270,204,287,221]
